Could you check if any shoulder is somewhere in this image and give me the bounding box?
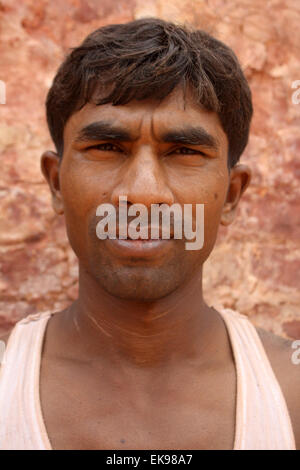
[0,328,14,347]
[0,328,13,365]
[256,326,300,450]
[0,311,53,364]
[0,312,46,343]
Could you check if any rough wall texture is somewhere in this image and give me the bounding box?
[0,0,299,338]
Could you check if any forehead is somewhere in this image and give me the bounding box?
[64,85,228,150]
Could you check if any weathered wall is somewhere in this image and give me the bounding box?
[0,0,299,338]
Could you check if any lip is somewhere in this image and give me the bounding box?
[116,225,175,239]
[106,237,174,258]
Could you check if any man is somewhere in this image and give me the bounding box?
[0,17,299,450]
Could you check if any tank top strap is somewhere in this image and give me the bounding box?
[0,310,53,450]
[218,307,296,450]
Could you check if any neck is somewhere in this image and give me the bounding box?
[64,265,221,370]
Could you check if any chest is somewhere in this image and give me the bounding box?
[39,358,237,450]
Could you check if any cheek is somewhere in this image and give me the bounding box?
[178,171,228,252]
[204,178,228,231]
[202,177,228,254]
[59,162,109,256]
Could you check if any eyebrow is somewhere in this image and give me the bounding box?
[162,127,219,151]
[75,121,133,143]
[75,120,220,151]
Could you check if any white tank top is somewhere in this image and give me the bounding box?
[0,308,296,450]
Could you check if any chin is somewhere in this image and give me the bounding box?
[91,265,184,301]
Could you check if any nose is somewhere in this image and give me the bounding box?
[111,146,175,208]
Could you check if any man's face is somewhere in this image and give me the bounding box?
[42,85,249,301]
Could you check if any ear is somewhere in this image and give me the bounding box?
[40,150,64,215]
[220,163,252,226]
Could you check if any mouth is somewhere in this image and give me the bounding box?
[106,233,174,258]
[115,225,175,240]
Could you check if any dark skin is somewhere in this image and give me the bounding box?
[2,85,299,449]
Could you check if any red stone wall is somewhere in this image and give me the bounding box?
[0,0,299,338]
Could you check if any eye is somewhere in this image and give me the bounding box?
[172,147,206,156]
[87,143,123,152]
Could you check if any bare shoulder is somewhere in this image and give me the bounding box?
[256,326,300,450]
